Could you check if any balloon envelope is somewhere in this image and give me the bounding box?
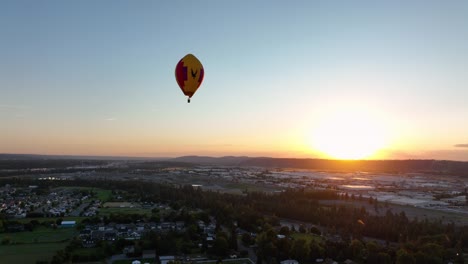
[175,54,204,99]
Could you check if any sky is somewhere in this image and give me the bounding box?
[1,0,468,160]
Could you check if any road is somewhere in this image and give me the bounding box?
[69,201,91,217]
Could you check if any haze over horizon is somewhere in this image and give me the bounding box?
[1,1,468,161]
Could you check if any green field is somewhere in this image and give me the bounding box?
[99,207,151,216]
[95,188,112,202]
[0,226,76,244]
[0,242,68,264]
[320,199,468,226]
[73,248,99,255]
[16,216,87,224]
[60,186,112,202]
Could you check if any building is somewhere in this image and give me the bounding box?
[61,220,76,228]
[160,256,175,264]
[280,260,299,264]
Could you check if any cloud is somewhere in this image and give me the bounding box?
[105,118,117,121]
[454,144,468,148]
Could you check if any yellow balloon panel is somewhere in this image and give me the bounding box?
[175,54,205,98]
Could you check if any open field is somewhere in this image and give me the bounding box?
[60,186,112,202]
[200,182,282,195]
[388,203,468,225]
[99,207,151,216]
[0,226,77,243]
[0,242,68,264]
[320,199,468,226]
[15,216,87,224]
[95,188,112,202]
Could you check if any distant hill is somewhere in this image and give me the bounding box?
[0,154,165,170]
[2,154,468,176]
[170,156,468,175]
[170,156,251,166]
[0,153,165,161]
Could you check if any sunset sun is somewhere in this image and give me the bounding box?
[309,109,388,160]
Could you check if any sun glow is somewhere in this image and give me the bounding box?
[309,108,389,160]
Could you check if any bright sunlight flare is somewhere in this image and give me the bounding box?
[309,108,389,160]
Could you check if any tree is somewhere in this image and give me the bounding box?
[213,237,229,257]
[299,225,306,233]
[396,249,416,264]
[376,252,392,264]
[276,235,292,260]
[279,226,290,236]
[51,249,71,264]
[291,238,309,262]
[420,243,444,261]
[1,236,11,245]
[414,251,442,264]
[256,230,277,262]
[242,233,253,246]
[310,226,321,235]
[309,240,325,260]
[230,227,238,251]
[349,239,365,261]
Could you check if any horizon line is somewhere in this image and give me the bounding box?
[1,152,467,163]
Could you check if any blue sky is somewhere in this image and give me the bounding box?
[1,1,468,160]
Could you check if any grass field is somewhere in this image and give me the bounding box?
[16,216,87,224]
[60,186,112,202]
[71,247,107,261]
[320,199,468,226]
[95,188,112,202]
[99,207,151,216]
[0,226,77,243]
[0,242,68,264]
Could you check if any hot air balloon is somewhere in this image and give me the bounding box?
[175,54,204,103]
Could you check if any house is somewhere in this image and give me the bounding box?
[79,229,92,238]
[280,260,299,264]
[206,236,215,248]
[123,246,135,254]
[175,221,185,231]
[6,224,25,232]
[61,220,76,228]
[82,238,96,248]
[136,223,145,231]
[104,231,117,241]
[159,256,175,264]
